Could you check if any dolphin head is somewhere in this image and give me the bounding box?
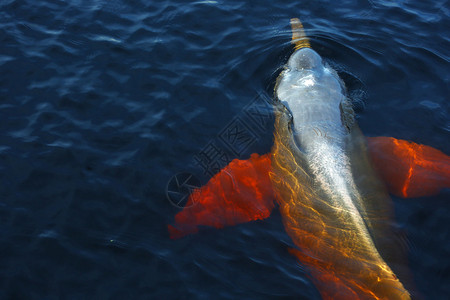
[287,48,322,72]
[276,47,344,111]
[275,46,350,148]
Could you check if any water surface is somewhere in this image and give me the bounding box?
[0,0,449,298]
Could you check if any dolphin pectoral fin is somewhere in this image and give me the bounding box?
[367,136,450,198]
[168,153,275,239]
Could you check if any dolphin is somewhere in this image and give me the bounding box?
[168,18,450,299]
[271,18,410,299]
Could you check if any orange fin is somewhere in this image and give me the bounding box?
[168,153,274,239]
[367,136,450,198]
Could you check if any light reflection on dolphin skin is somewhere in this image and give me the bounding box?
[168,18,450,300]
[271,105,410,299]
[270,18,411,299]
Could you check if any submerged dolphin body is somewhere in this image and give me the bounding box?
[270,18,410,299]
[168,18,450,299]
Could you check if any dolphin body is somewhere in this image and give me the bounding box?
[269,18,410,299]
[169,18,450,299]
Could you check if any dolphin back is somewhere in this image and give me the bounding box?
[270,101,411,299]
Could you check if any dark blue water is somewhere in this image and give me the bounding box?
[1,0,448,299]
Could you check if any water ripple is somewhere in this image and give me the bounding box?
[0,0,448,299]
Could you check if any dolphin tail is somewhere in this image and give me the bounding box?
[290,18,311,50]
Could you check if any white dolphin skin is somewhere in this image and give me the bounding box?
[277,47,347,148]
[270,19,411,299]
[276,47,369,239]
